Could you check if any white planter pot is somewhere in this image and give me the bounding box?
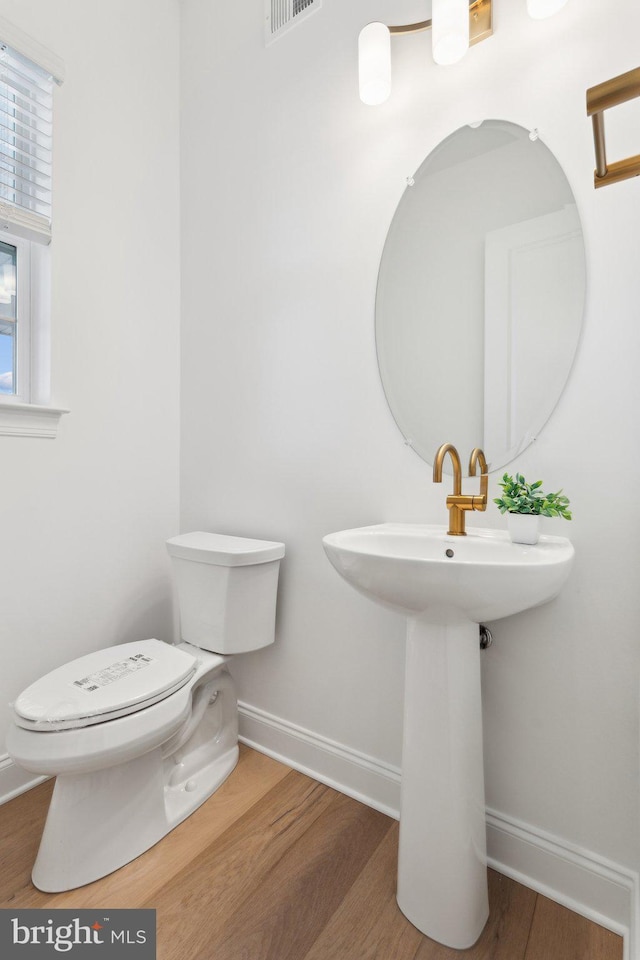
[507,513,540,545]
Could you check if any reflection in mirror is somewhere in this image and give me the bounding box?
[375,120,585,472]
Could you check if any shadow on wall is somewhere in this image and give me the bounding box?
[115,588,174,647]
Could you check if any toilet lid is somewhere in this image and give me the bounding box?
[13,639,198,731]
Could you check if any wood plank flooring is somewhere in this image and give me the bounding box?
[0,745,623,960]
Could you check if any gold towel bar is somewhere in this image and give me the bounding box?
[587,66,640,188]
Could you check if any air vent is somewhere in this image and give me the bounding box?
[265,0,322,45]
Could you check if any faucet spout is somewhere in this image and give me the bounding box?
[433,443,462,495]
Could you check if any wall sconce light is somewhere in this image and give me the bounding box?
[432,0,470,65]
[358,0,569,105]
[358,21,392,106]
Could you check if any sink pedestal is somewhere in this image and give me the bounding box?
[397,617,489,948]
[322,524,575,950]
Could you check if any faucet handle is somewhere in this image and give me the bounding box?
[468,447,488,504]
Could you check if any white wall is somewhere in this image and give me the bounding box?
[0,0,181,795]
[180,0,640,918]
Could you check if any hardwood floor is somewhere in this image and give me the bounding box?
[0,745,623,960]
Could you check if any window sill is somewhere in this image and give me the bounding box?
[0,402,69,438]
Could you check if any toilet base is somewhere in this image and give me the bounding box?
[30,665,240,893]
[32,743,239,892]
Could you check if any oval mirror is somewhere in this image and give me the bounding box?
[375,120,585,472]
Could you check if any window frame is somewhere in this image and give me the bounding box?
[0,23,67,438]
[0,234,66,438]
[0,229,30,405]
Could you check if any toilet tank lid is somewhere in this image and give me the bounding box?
[166,531,285,566]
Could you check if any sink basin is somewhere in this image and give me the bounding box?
[322,522,574,949]
[323,523,574,622]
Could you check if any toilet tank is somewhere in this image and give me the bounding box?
[166,532,285,655]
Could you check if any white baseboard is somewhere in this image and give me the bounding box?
[486,808,638,960]
[238,700,401,819]
[0,753,48,804]
[238,701,639,960]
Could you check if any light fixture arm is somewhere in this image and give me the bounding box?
[388,21,432,37]
[387,0,492,46]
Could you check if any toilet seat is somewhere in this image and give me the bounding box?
[13,639,197,732]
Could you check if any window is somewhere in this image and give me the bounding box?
[0,31,66,436]
[0,233,29,401]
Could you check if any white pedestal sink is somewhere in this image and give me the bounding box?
[322,523,574,949]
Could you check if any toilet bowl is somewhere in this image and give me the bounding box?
[6,532,284,892]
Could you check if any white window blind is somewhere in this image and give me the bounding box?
[0,42,53,245]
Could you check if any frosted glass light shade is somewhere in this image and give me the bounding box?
[432,0,469,66]
[358,22,391,105]
[527,0,569,19]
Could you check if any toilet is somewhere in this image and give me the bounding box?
[6,531,284,893]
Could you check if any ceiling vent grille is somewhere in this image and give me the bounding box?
[265,0,322,45]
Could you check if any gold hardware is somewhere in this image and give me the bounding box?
[433,443,463,496]
[388,0,492,48]
[468,447,489,509]
[433,443,488,536]
[587,67,640,188]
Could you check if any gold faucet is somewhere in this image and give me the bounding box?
[433,443,488,536]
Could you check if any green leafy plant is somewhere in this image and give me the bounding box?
[494,473,572,520]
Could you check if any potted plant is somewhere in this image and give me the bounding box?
[494,473,572,544]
